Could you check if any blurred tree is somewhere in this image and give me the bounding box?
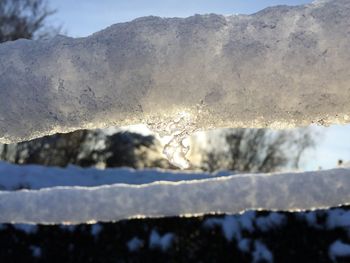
[0,127,314,172]
[103,132,176,169]
[0,130,175,169]
[0,0,59,43]
[6,130,89,167]
[196,128,314,173]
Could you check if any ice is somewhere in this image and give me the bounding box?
[0,0,349,144]
[1,167,350,224]
[1,0,350,224]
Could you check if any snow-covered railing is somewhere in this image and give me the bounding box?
[1,0,350,224]
[0,165,350,224]
[0,0,349,144]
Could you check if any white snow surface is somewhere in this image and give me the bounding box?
[0,0,349,143]
[0,161,229,190]
[1,166,350,224]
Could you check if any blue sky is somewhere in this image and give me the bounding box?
[47,0,350,170]
[49,0,312,37]
[302,125,350,171]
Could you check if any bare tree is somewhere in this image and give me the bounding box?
[0,129,175,169]
[197,128,315,173]
[0,0,58,43]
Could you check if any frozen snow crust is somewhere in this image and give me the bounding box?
[0,0,350,143]
[1,165,350,224]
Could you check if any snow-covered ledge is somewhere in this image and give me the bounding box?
[0,167,350,224]
[0,0,350,143]
[1,0,350,224]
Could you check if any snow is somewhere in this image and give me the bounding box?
[255,212,286,232]
[0,0,349,143]
[329,240,350,262]
[302,211,321,228]
[0,161,229,190]
[0,0,350,225]
[239,211,256,233]
[296,208,350,231]
[1,167,350,224]
[327,209,350,229]
[204,215,241,241]
[204,211,284,252]
[127,237,144,252]
[149,230,174,251]
[252,241,273,263]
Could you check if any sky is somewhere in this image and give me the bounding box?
[47,0,350,171]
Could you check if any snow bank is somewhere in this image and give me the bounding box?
[0,161,230,190]
[0,0,349,143]
[1,167,350,224]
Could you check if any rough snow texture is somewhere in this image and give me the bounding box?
[1,167,350,224]
[0,0,349,143]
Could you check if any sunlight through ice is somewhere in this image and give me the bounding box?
[147,102,204,169]
[150,111,195,169]
[163,111,192,169]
